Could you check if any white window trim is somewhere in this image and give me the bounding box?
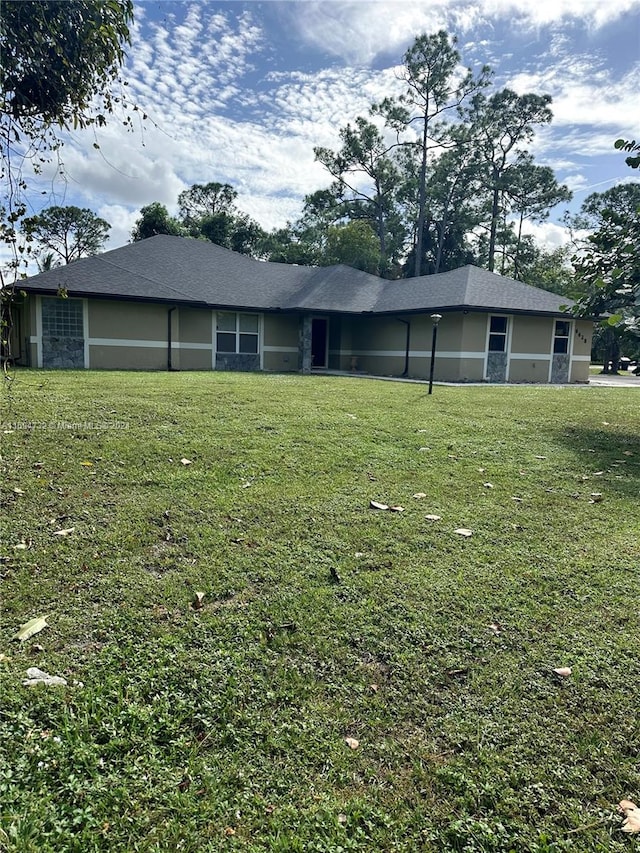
[548,318,574,382]
[213,311,262,361]
[484,314,512,381]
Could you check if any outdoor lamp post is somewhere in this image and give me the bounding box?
[428,313,442,395]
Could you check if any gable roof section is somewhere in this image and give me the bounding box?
[19,234,574,317]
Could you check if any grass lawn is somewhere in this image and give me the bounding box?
[1,370,638,852]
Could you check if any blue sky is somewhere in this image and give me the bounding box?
[27,0,640,254]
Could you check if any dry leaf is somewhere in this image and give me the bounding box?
[192,591,205,609]
[180,458,192,466]
[53,527,75,537]
[370,683,379,692]
[619,800,640,834]
[424,514,442,521]
[223,827,236,837]
[412,492,427,499]
[488,622,501,636]
[12,487,24,495]
[0,653,11,663]
[623,450,633,456]
[15,616,49,642]
[454,528,473,537]
[345,736,359,750]
[553,666,572,677]
[483,482,494,489]
[370,500,389,510]
[338,813,348,825]
[389,505,404,513]
[14,541,28,550]
[23,667,67,687]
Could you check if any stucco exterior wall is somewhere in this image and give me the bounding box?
[88,300,167,340]
[262,314,299,372]
[460,313,487,352]
[179,308,212,344]
[89,345,166,370]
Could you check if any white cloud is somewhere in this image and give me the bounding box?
[288,0,640,65]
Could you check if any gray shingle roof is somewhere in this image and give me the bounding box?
[20,235,574,317]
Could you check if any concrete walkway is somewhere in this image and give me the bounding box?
[318,369,639,388]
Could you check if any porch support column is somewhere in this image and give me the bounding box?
[299,315,312,374]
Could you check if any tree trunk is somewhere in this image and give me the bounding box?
[414,119,430,278]
[488,180,500,272]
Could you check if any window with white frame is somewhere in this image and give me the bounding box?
[553,320,570,354]
[488,316,508,352]
[216,312,259,354]
[41,297,84,338]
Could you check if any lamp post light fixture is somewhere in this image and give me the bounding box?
[428,313,442,395]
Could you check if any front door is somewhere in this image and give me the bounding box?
[311,318,328,368]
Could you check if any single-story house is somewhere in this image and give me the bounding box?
[9,234,593,383]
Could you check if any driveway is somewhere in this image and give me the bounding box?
[588,373,640,387]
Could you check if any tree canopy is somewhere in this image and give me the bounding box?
[1,0,134,285]
[23,206,111,265]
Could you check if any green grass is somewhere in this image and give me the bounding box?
[1,370,639,852]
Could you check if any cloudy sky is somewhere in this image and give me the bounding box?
[27,0,640,254]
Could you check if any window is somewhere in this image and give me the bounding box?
[41,297,83,338]
[488,316,508,352]
[216,312,259,354]
[553,320,570,354]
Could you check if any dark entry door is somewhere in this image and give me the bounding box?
[311,318,328,368]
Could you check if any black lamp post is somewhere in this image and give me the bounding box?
[428,313,442,395]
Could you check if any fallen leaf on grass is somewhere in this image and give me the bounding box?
[488,622,501,636]
[370,683,379,693]
[389,505,404,513]
[412,492,427,499]
[12,487,24,495]
[370,500,389,510]
[53,527,75,537]
[483,482,494,489]
[553,666,572,677]
[223,827,236,836]
[180,458,192,466]
[623,450,633,457]
[23,667,67,687]
[618,800,640,834]
[14,616,48,642]
[14,541,28,550]
[345,737,359,750]
[454,528,473,538]
[425,514,442,521]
